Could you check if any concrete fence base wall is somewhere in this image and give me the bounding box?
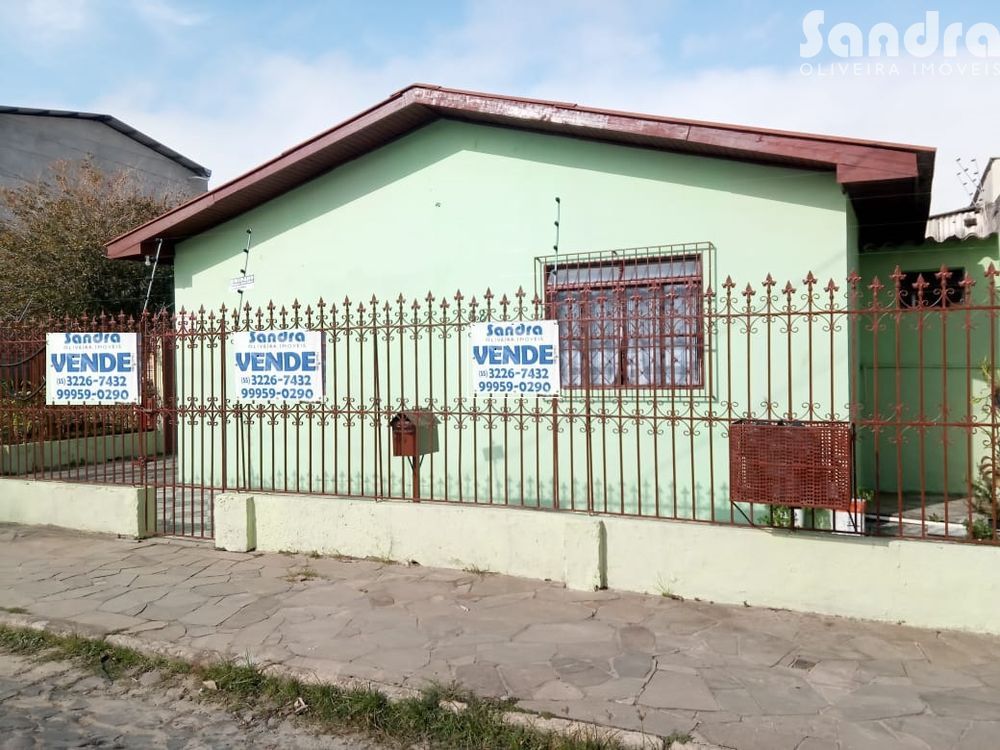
[1,431,164,476]
[216,491,1000,636]
[218,493,604,592]
[0,479,154,538]
[601,517,1000,636]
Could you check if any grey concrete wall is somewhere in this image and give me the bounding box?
[0,114,207,200]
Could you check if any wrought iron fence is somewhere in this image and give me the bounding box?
[0,312,153,484]
[1,263,998,545]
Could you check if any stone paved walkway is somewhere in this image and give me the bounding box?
[2,525,1000,749]
[0,651,373,748]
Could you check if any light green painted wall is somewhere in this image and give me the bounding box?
[170,120,855,519]
[175,121,849,308]
[857,236,1000,496]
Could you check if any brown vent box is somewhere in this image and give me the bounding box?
[729,420,853,511]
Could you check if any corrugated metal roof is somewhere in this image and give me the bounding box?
[105,83,936,261]
[926,204,999,242]
[0,105,211,178]
[925,158,1000,242]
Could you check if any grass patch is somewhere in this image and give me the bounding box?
[462,565,494,577]
[198,668,630,749]
[665,732,693,747]
[284,566,321,582]
[0,625,188,680]
[0,624,636,749]
[0,606,28,614]
[365,555,397,565]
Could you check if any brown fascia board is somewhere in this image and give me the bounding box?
[106,83,935,261]
[411,87,926,181]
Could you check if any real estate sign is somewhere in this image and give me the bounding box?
[468,321,561,397]
[231,330,324,403]
[46,332,140,405]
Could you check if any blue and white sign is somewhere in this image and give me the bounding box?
[232,330,324,403]
[46,332,139,405]
[469,321,561,397]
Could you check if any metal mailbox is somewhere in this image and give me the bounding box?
[389,410,440,458]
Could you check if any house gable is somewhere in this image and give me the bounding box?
[172,119,851,311]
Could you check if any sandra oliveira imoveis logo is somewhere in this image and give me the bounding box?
[799,10,1000,76]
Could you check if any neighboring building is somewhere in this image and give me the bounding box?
[0,106,210,199]
[925,157,1000,244]
[108,84,992,522]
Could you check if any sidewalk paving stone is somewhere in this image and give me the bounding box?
[640,670,720,711]
[3,523,1000,749]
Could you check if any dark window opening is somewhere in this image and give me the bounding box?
[545,254,704,389]
[898,267,966,308]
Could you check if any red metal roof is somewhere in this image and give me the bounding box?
[106,83,936,261]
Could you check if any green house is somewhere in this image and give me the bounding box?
[107,85,995,533]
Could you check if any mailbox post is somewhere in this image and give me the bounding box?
[389,410,440,501]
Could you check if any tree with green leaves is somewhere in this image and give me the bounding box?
[0,159,179,319]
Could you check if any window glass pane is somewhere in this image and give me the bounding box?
[624,288,660,386]
[554,292,584,338]
[587,294,620,386]
[560,347,583,387]
[548,265,620,287]
[621,285,701,387]
[553,292,583,386]
[554,290,619,386]
[623,257,699,282]
[665,346,692,386]
[665,286,698,335]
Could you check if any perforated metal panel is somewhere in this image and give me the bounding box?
[729,420,854,511]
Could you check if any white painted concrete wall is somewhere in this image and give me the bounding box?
[216,491,1000,636]
[0,479,153,537]
[603,517,1000,635]
[216,493,604,592]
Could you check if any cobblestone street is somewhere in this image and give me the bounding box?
[0,652,373,749]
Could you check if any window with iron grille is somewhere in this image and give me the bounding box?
[539,245,707,389]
